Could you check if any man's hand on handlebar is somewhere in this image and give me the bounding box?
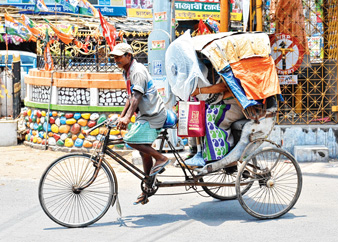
[116,116,130,130]
[105,114,118,127]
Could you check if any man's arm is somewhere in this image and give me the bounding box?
[116,90,142,130]
[191,82,229,96]
[120,99,130,118]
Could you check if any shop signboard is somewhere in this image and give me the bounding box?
[175,0,220,20]
[126,0,153,19]
[126,0,221,20]
[0,0,127,16]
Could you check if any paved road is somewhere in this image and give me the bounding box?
[1,146,338,242]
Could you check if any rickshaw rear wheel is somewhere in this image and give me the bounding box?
[236,147,302,219]
[200,164,254,200]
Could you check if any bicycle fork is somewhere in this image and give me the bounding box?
[72,154,104,194]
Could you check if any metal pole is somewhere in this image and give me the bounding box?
[250,0,253,31]
[45,70,55,150]
[170,0,175,41]
[220,0,229,32]
[96,42,99,72]
[4,70,7,118]
[256,0,263,31]
[5,33,9,118]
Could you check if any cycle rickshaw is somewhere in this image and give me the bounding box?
[38,32,302,228]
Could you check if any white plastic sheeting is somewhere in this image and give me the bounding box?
[165,30,210,101]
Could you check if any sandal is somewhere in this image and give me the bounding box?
[149,160,170,177]
[184,152,197,160]
[133,193,149,205]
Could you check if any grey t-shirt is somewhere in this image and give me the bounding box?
[124,60,167,129]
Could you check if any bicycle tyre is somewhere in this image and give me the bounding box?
[236,147,302,219]
[200,165,253,200]
[39,153,116,228]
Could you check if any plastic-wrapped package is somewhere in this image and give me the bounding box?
[165,30,210,101]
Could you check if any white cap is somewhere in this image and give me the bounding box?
[109,43,133,56]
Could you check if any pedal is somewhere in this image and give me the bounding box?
[158,168,166,174]
[149,176,157,190]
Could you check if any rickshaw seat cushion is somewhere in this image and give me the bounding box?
[163,109,178,128]
[231,119,250,131]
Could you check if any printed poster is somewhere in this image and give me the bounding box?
[154,11,167,22]
[151,40,165,50]
[230,0,243,21]
[278,75,298,85]
[152,60,163,75]
[99,0,111,6]
[152,76,168,100]
[308,36,324,63]
[111,0,125,6]
[0,24,5,34]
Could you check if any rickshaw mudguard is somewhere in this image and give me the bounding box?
[197,115,276,175]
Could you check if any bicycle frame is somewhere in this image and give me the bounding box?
[75,122,241,195]
[39,118,302,226]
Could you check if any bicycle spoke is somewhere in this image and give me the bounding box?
[39,155,115,227]
[237,148,302,219]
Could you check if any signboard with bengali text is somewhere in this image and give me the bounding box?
[126,0,221,20]
[175,0,220,20]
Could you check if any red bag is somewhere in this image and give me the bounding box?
[177,101,206,137]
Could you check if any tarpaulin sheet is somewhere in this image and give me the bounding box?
[219,67,260,110]
[230,56,281,100]
[200,32,271,72]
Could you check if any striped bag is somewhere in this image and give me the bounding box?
[202,103,232,162]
